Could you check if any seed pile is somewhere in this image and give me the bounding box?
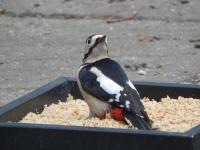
[144,97,200,132]
[21,95,200,132]
[21,95,129,129]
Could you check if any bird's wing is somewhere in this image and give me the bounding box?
[79,63,144,113]
[79,66,120,106]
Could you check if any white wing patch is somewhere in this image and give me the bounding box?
[127,80,139,94]
[90,67,124,101]
[125,100,130,109]
[120,104,124,108]
[108,99,114,102]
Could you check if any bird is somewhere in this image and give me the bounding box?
[76,34,152,130]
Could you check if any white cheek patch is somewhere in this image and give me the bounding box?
[88,34,104,51]
[90,38,96,47]
[105,37,107,43]
[90,67,124,101]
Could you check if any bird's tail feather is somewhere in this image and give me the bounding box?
[124,111,152,130]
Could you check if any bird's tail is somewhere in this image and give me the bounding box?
[124,111,152,130]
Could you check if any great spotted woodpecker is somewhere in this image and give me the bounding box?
[76,34,152,130]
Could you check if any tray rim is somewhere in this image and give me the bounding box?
[0,122,193,138]
[0,76,200,138]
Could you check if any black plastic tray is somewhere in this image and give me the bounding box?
[0,77,199,150]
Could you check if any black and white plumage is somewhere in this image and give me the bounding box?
[76,34,152,130]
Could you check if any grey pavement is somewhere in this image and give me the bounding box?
[0,0,200,106]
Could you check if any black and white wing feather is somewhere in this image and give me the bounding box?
[79,58,143,113]
[79,58,152,129]
[79,65,120,107]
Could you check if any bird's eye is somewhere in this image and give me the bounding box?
[87,39,91,44]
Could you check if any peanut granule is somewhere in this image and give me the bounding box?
[20,95,200,132]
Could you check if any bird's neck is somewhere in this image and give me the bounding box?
[83,53,109,64]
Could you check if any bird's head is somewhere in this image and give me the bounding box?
[82,34,108,63]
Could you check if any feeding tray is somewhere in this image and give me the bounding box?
[0,77,199,150]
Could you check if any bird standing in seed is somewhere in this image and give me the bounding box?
[76,34,152,129]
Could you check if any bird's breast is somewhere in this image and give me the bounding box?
[82,90,111,119]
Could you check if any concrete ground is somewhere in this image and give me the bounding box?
[0,0,200,106]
